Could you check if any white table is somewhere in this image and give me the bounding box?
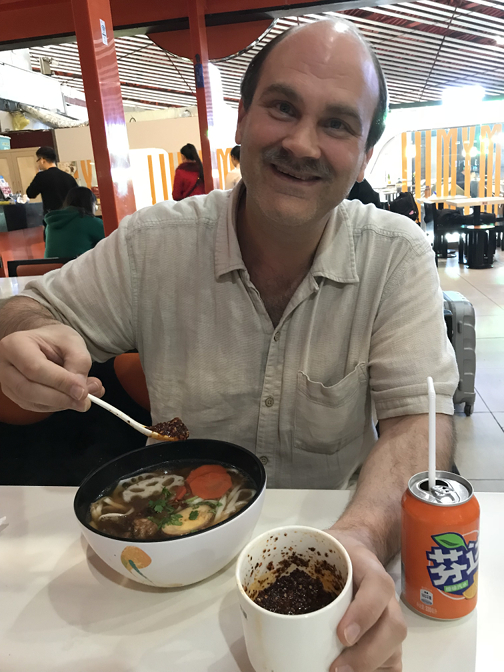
[444,197,504,209]
[0,487,500,671]
[374,186,398,203]
[445,196,504,224]
[417,196,450,205]
[0,276,37,307]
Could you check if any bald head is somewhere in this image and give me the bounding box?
[241,19,388,150]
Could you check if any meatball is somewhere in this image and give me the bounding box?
[132,517,158,540]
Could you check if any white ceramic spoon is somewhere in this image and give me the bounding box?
[88,394,176,442]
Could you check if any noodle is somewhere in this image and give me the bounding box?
[88,461,256,541]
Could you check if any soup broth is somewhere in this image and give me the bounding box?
[88,461,256,541]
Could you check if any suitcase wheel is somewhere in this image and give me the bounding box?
[464,403,473,417]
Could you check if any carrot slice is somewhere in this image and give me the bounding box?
[189,471,232,500]
[186,464,227,485]
[173,485,187,501]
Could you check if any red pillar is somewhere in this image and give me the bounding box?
[71,0,136,234]
[187,0,219,192]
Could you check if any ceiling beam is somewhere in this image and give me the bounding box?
[0,0,411,51]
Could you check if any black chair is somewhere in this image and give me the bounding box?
[493,217,504,251]
[7,257,75,277]
[432,208,464,262]
[3,203,45,231]
[458,212,498,269]
[0,358,152,486]
[3,204,27,231]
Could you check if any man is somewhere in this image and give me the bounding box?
[0,19,457,672]
[224,145,242,189]
[26,146,77,214]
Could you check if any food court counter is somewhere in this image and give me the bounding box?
[0,486,499,671]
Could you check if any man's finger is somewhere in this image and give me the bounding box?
[332,600,406,672]
[5,337,90,401]
[337,559,396,646]
[87,377,105,397]
[1,362,91,412]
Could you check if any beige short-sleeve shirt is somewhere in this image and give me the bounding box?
[22,187,458,489]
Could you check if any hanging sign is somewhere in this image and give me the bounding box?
[100,19,108,46]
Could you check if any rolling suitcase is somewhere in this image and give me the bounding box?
[443,291,476,416]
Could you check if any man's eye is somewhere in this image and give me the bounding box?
[328,119,344,130]
[276,102,293,115]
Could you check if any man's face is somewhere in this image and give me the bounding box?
[36,157,48,171]
[236,24,379,228]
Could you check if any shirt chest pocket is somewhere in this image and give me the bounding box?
[294,363,369,455]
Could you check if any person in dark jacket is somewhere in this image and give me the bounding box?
[44,187,104,259]
[172,144,205,201]
[347,178,382,207]
[26,146,78,214]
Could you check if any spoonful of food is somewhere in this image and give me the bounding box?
[88,394,189,442]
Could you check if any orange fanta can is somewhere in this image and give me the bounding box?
[401,470,479,620]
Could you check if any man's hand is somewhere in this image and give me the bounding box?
[0,324,104,412]
[326,529,406,672]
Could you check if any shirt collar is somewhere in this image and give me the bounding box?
[310,201,359,285]
[214,188,359,285]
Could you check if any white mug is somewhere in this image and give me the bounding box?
[235,525,353,672]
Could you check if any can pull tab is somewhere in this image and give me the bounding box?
[431,480,460,503]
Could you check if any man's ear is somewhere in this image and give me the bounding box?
[235,99,247,144]
[356,147,374,183]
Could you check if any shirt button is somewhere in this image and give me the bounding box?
[264,396,274,407]
[273,331,280,341]
[260,456,269,465]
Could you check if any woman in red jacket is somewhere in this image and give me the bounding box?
[172,144,206,200]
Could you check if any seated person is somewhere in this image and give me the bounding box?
[44,187,104,258]
[0,19,457,672]
[225,145,242,189]
[347,178,381,207]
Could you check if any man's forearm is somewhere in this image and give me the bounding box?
[0,297,59,340]
[332,413,455,564]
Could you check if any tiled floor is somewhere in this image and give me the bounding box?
[437,246,504,492]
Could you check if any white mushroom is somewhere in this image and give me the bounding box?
[121,474,185,503]
[99,508,134,521]
[162,505,214,536]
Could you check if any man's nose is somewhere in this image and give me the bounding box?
[282,119,321,160]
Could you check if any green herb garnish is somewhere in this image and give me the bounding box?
[147,487,179,528]
[148,487,173,514]
[148,513,183,528]
[201,500,223,509]
[188,510,199,521]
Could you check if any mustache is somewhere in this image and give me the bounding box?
[262,146,334,181]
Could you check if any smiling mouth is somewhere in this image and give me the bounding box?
[271,163,321,183]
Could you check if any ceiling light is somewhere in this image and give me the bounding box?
[442,85,485,106]
[405,144,416,159]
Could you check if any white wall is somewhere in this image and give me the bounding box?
[0,62,65,113]
[124,107,197,122]
[0,49,31,71]
[55,117,204,162]
[54,115,238,204]
[128,116,202,153]
[55,108,239,162]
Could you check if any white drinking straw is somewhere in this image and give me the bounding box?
[427,377,436,492]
